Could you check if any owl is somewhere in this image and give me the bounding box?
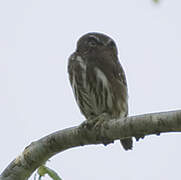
[68,32,132,150]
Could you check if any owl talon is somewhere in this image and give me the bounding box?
[91,113,114,144]
[94,118,106,130]
[94,113,109,128]
[79,119,96,130]
[94,117,114,145]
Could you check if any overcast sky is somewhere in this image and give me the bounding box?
[0,0,181,180]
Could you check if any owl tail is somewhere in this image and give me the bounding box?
[120,138,133,150]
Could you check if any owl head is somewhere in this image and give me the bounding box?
[76,32,118,56]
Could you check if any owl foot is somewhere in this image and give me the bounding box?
[93,113,110,129]
[79,119,95,130]
[78,113,113,145]
[79,113,109,130]
[93,113,114,145]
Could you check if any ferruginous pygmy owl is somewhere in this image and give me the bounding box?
[68,32,133,150]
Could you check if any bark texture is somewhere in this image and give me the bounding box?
[1,110,181,180]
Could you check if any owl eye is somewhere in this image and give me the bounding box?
[87,37,99,47]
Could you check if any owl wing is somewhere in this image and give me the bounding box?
[95,54,128,117]
[68,53,76,85]
[68,53,95,119]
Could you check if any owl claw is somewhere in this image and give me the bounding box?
[94,118,106,130]
[94,117,113,145]
[92,113,114,145]
[79,113,109,130]
[93,113,110,129]
[79,120,94,130]
[78,114,114,145]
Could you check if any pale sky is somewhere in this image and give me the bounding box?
[0,0,181,180]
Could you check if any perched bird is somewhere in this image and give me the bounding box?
[68,32,132,150]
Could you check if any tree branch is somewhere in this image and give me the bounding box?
[1,109,181,180]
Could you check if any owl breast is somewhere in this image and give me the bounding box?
[70,54,116,119]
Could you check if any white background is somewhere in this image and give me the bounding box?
[0,0,181,180]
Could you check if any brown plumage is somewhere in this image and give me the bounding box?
[68,32,132,150]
